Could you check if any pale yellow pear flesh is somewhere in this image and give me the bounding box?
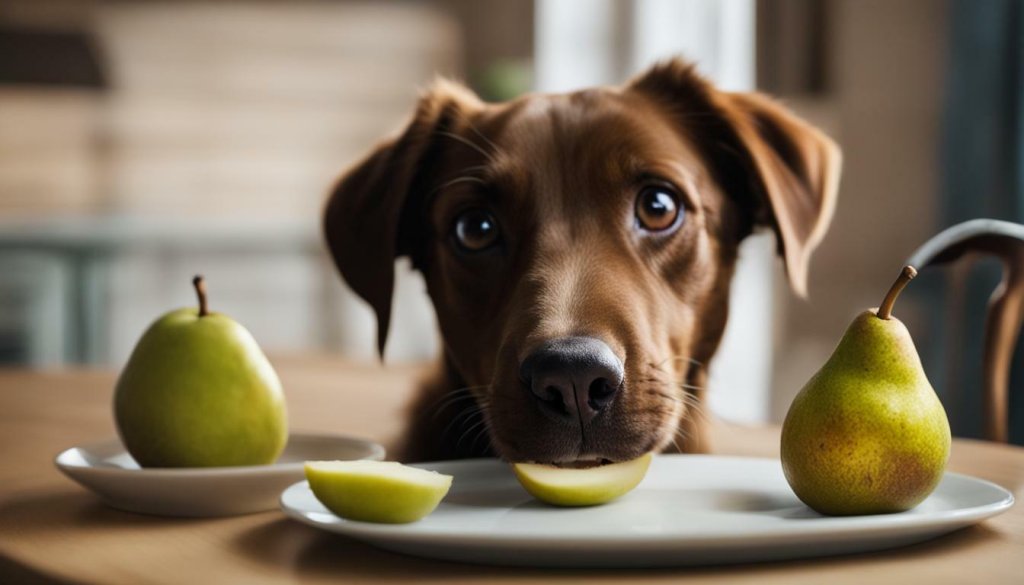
[513,453,653,507]
[781,309,951,516]
[304,460,453,524]
[114,306,288,468]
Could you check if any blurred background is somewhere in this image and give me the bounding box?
[0,0,1020,443]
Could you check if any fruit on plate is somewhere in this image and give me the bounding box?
[114,276,288,468]
[304,460,453,523]
[512,453,653,506]
[781,266,951,515]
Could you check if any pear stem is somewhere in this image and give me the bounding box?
[877,265,918,320]
[192,275,209,317]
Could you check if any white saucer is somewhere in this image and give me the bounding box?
[56,433,385,517]
[280,455,1013,568]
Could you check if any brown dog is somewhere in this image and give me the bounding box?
[324,58,840,465]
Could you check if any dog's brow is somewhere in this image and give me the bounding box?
[476,155,528,195]
[427,166,508,209]
[638,161,689,183]
[628,160,701,208]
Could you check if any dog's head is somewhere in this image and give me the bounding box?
[324,59,840,465]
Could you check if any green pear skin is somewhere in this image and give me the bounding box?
[781,309,950,516]
[114,304,288,468]
[305,461,452,524]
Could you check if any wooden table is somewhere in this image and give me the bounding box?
[1,358,1022,584]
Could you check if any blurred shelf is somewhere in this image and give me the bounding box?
[0,213,321,251]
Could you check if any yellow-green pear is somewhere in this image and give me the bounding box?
[304,460,453,523]
[114,276,288,468]
[513,453,652,506]
[781,266,950,515]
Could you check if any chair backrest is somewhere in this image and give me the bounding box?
[908,219,1024,443]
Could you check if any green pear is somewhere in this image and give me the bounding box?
[304,460,453,523]
[513,453,652,506]
[781,266,951,515]
[114,276,288,468]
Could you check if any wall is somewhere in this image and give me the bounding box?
[769,0,950,420]
[0,1,461,365]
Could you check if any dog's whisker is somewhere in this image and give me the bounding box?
[427,384,488,404]
[455,418,490,453]
[641,375,706,394]
[426,164,492,200]
[655,355,705,368]
[657,395,703,423]
[674,431,690,450]
[657,396,687,407]
[669,432,684,453]
[439,402,487,440]
[469,418,493,453]
[431,392,476,411]
[435,130,496,163]
[438,175,487,192]
[454,419,483,447]
[682,357,706,368]
[661,420,691,454]
[647,356,704,389]
[427,385,489,419]
[458,163,490,174]
[458,115,503,160]
[672,390,704,410]
[642,380,712,449]
[451,107,503,159]
[428,387,473,408]
[429,394,481,422]
[677,394,712,426]
[674,423,691,442]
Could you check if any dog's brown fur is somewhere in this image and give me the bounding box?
[324,59,840,464]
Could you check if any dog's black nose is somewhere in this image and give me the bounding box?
[519,337,624,424]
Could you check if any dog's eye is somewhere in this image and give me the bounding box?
[453,209,500,252]
[635,185,682,232]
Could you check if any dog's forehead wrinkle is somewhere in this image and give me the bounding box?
[488,93,716,227]
[500,96,615,169]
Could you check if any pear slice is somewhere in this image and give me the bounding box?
[512,453,653,506]
[304,460,452,524]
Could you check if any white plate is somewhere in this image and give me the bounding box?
[56,433,385,517]
[280,455,1013,568]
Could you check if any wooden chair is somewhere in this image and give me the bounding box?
[908,219,1024,443]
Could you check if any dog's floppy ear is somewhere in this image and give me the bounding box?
[323,80,481,356]
[716,91,842,297]
[630,59,841,297]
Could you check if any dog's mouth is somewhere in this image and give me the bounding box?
[549,458,615,469]
[512,457,614,469]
